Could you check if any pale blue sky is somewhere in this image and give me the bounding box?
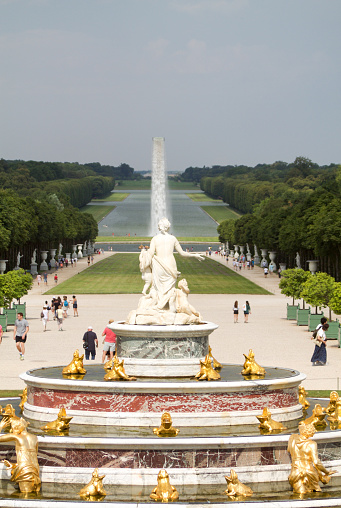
[0,0,340,171]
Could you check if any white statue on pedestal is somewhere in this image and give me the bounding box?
[127,218,204,325]
[31,249,37,264]
[295,252,301,269]
[16,251,23,268]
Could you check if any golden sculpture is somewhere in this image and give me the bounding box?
[324,391,340,419]
[0,417,41,494]
[298,386,310,410]
[256,407,287,433]
[208,345,222,371]
[150,469,179,503]
[62,349,87,376]
[41,406,73,433]
[327,399,341,425]
[0,404,20,432]
[19,387,27,413]
[103,357,113,372]
[79,468,106,501]
[104,353,136,381]
[153,412,180,437]
[241,349,266,376]
[288,422,336,495]
[223,469,253,498]
[303,404,327,429]
[195,355,221,381]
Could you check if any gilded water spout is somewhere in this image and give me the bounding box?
[79,468,106,500]
[223,469,253,497]
[62,349,87,376]
[153,412,179,437]
[150,469,179,502]
[195,355,221,381]
[241,349,266,376]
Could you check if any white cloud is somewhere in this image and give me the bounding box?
[170,0,249,14]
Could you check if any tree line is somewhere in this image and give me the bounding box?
[179,157,341,281]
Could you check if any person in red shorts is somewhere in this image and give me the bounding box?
[101,320,116,363]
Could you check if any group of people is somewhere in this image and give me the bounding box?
[233,301,251,323]
[82,321,116,362]
[41,296,78,332]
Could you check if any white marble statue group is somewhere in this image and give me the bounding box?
[127,218,204,325]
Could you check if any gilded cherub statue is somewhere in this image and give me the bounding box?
[327,399,341,426]
[41,406,73,433]
[324,391,340,419]
[79,468,106,501]
[0,417,41,494]
[62,349,87,376]
[104,354,136,381]
[241,349,266,376]
[0,404,20,432]
[303,403,327,429]
[150,469,179,502]
[256,407,287,433]
[208,345,222,371]
[19,387,27,413]
[153,412,180,437]
[288,422,336,495]
[195,355,221,381]
[298,386,310,410]
[223,469,253,498]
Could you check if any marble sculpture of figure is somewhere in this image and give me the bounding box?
[287,422,336,494]
[295,252,301,269]
[139,245,152,295]
[31,249,37,264]
[16,251,23,268]
[127,218,204,325]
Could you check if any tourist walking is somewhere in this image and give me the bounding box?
[101,320,116,363]
[43,272,48,285]
[83,326,98,360]
[243,301,251,323]
[0,324,3,345]
[41,305,49,331]
[72,295,78,317]
[56,304,63,331]
[264,267,268,277]
[233,301,239,323]
[311,323,329,366]
[13,312,29,360]
[37,274,42,286]
[54,273,58,285]
[62,296,69,318]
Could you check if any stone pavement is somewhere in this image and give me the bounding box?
[0,250,340,391]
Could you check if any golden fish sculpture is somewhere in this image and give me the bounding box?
[19,387,27,413]
[104,354,136,381]
[62,349,87,376]
[303,404,327,429]
[195,355,221,381]
[241,349,266,376]
[79,468,106,501]
[41,406,73,433]
[298,386,310,410]
[208,345,222,371]
[153,412,180,437]
[150,469,179,503]
[256,407,287,433]
[0,417,41,494]
[224,469,253,498]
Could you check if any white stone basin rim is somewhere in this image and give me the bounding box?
[20,370,306,394]
[109,320,218,338]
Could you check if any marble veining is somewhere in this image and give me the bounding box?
[118,336,208,359]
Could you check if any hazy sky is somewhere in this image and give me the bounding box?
[1,0,340,171]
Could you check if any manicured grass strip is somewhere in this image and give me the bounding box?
[201,205,241,223]
[45,254,270,295]
[115,180,199,190]
[80,205,116,223]
[0,390,22,397]
[167,181,199,190]
[186,193,222,202]
[92,193,129,202]
[95,236,220,243]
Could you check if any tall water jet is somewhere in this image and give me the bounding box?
[150,136,170,235]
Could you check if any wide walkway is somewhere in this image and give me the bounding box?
[0,251,339,391]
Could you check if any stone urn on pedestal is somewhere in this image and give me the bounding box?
[268,251,277,271]
[77,244,83,259]
[50,249,57,264]
[253,245,260,265]
[233,245,239,259]
[39,251,49,272]
[0,260,8,274]
[72,245,78,260]
[82,241,88,258]
[307,260,319,275]
[65,253,71,262]
[279,263,286,271]
[260,249,268,267]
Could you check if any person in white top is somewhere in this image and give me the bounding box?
[311,322,329,366]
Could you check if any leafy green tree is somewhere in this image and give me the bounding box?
[217,219,235,246]
[300,272,336,319]
[329,282,341,316]
[279,268,310,305]
[0,269,33,308]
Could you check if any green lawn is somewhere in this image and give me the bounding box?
[92,193,129,202]
[186,193,222,202]
[95,236,219,243]
[80,205,116,223]
[45,254,270,295]
[201,206,241,223]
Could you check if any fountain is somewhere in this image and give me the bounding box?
[150,137,170,235]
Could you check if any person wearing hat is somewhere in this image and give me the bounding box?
[82,326,98,360]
